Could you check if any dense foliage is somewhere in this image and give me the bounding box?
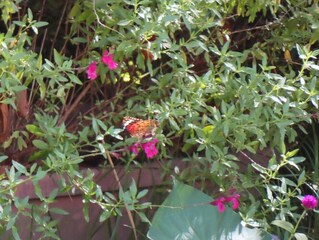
[0,0,319,239]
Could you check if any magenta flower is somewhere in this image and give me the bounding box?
[87,61,98,80]
[129,139,159,159]
[301,195,318,210]
[141,139,159,159]
[211,193,240,213]
[226,193,240,210]
[130,143,140,155]
[211,196,226,213]
[101,50,118,70]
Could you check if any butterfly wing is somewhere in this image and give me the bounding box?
[123,116,158,138]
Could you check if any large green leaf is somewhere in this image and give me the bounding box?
[148,182,273,240]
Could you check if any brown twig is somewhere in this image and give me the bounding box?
[0,104,10,144]
[49,0,69,60]
[104,144,138,240]
[31,0,47,52]
[58,81,93,126]
[92,0,124,37]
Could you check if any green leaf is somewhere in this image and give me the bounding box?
[17,137,27,151]
[83,199,89,222]
[99,210,112,222]
[168,118,179,130]
[33,21,48,28]
[67,73,82,85]
[298,170,306,185]
[289,157,305,164]
[92,118,98,134]
[50,208,69,215]
[12,160,28,175]
[137,189,148,199]
[69,3,81,17]
[27,8,33,20]
[32,140,49,150]
[31,25,38,34]
[203,125,215,135]
[0,155,8,163]
[129,180,137,198]
[271,220,294,233]
[252,163,267,174]
[286,149,299,158]
[7,215,17,230]
[29,150,48,161]
[11,226,21,240]
[29,163,37,175]
[26,124,44,136]
[33,181,44,200]
[13,21,25,27]
[33,169,47,181]
[148,182,272,240]
[117,19,132,26]
[69,157,83,164]
[53,49,62,65]
[137,211,151,224]
[294,233,308,240]
[71,37,87,43]
[48,188,59,200]
[107,127,124,140]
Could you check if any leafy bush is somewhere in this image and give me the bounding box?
[0,0,319,239]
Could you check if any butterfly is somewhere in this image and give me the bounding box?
[122,116,158,138]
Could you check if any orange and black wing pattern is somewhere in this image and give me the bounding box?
[122,116,158,138]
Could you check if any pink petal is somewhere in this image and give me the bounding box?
[110,152,121,159]
[225,193,240,210]
[301,195,318,209]
[211,197,226,213]
[101,50,118,70]
[107,61,118,70]
[87,61,98,80]
[231,198,240,210]
[129,143,140,155]
[141,139,159,159]
[217,202,226,213]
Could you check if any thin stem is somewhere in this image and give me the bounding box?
[49,0,69,60]
[58,81,93,125]
[103,142,138,240]
[92,0,124,37]
[288,210,307,240]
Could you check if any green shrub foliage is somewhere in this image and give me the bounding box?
[0,0,318,239]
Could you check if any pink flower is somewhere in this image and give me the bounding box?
[130,143,140,155]
[101,50,118,70]
[87,61,98,80]
[226,193,240,210]
[141,139,158,159]
[211,193,240,213]
[301,195,318,210]
[211,197,226,213]
[111,152,121,159]
[129,139,159,159]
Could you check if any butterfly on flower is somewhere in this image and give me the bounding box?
[122,116,158,138]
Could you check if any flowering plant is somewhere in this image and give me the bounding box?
[301,195,318,210]
[87,50,118,81]
[130,139,159,159]
[211,193,240,213]
[0,0,319,239]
